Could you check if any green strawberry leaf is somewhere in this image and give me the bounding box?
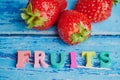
[114,0,120,5]
[70,23,91,44]
[20,3,47,29]
[27,3,32,12]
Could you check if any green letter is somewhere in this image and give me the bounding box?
[99,52,111,68]
[50,53,65,68]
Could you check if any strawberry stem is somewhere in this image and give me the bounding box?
[70,24,91,44]
[113,0,120,5]
[20,3,47,29]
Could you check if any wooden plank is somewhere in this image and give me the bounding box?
[0,36,120,80]
[0,0,120,35]
[0,35,120,53]
[0,0,120,80]
[0,68,120,80]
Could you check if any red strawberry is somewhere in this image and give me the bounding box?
[74,0,114,23]
[58,10,91,45]
[55,0,67,11]
[21,0,59,30]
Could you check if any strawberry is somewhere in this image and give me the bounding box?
[55,0,67,12]
[58,10,91,45]
[74,0,116,23]
[21,0,59,30]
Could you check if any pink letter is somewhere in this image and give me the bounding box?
[34,51,49,68]
[16,51,30,68]
[70,52,77,68]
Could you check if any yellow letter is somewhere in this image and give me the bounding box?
[82,51,96,67]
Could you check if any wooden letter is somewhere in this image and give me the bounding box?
[70,52,77,68]
[16,51,30,68]
[34,51,49,68]
[82,51,96,67]
[99,52,111,68]
[50,53,65,68]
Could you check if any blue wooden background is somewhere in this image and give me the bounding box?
[0,0,120,80]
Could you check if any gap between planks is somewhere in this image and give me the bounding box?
[0,32,120,37]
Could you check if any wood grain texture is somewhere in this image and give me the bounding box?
[0,0,120,80]
[0,0,120,35]
[0,36,120,80]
